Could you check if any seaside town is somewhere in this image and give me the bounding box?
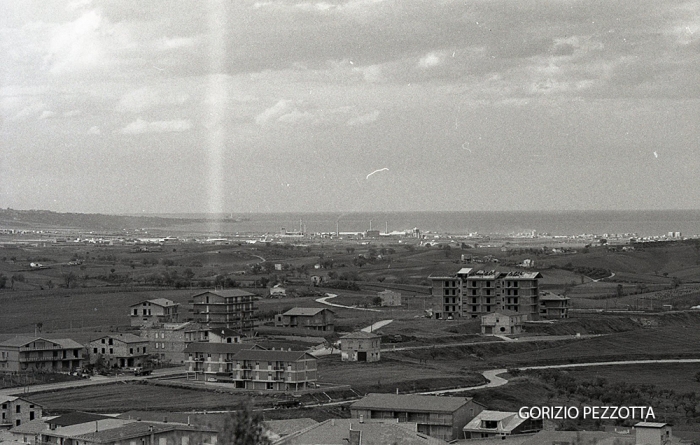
[1,209,700,445]
[5,0,700,444]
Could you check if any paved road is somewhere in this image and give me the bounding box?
[361,320,393,332]
[0,367,184,396]
[315,293,381,312]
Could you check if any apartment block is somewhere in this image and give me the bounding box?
[190,289,257,333]
[430,268,542,321]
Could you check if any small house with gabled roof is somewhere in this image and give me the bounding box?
[275,307,335,332]
[129,298,179,327]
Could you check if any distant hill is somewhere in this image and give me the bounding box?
[0,208,203,231]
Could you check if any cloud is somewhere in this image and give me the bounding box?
[116,87,189,113]
[87,126,101,135]
[347,110,380,126]
[119,118,192,134]
[39,110,57,120]
[418,52,443,68]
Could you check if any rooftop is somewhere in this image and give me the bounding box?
[192,289,255,298]
[184,342,260,354]
[90,333,145,344]
[282,307,333,317]
[340,331,381,339]
[232,349,315,362]
[351,394,475,414]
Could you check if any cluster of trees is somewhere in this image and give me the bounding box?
[529,369,700,426]
[559,263,611,280]
[0,273,26,289]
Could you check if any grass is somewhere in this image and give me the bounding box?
[560,363,700,394]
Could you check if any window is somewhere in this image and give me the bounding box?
[16,405,20,413]
[15,419,20,426]
[161,343,165,349]
[93,348,98,354]
[130,348,134,354]
[101,348,105,354]
[101,339,105,344]
[30,411,35,421]
[133,309,138,315]
[109,348,113,354]
[108,339,113,346]
[155,344,159,349]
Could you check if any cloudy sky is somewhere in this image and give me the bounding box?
[2,0,699,214]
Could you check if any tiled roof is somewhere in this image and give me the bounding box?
[263,418,318,437]
[184,342,260,354]
[90,333,145,344]
[232,349,314,362]
[130,298,177,308]
[282,307,332,316]
[192,289,255,298]
[74,421,214,444]
[49,412,112,427]
[350,394,474,414]
[0,337,82,350]
[279,418,448,445]
[340,331,381,339]
[503,271,542,279]
[9,419,48,435]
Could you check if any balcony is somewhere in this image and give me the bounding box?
[20,356,60,362]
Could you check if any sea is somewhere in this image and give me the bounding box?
[158,210,700,238]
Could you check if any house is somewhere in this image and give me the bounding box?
[269,285,286,298]
[275,418,449,445]
[190,289,258,333]
[481,311,524,335]
[31,417,218,445]
[140,322,195,365]
[462,410,542,439]
[539,291,570,319]
[430,269,542,321]
[87,333,149,369]
[377,290,401,307]
[230,349,318,391]
[0,337,84,373]
[184,342,264,382]
[339,331,381,362]
[350,394,485,441]
[129,298,179,327]
[275,308,335,333]
[183,325,241,344]
[635,422,673,445]
[0,396,42,429]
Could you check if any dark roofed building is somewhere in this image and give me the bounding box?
[184,342,264,381]
[350,394,485,441]
[190,290,257,333]
[275,308,335,332]
[129,298,179,327]
[230,349,318,391]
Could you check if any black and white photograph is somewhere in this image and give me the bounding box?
[2,1,700,444]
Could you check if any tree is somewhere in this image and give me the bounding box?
[0,274,6,289]
[218,402,272,445]
[63,271,78,288]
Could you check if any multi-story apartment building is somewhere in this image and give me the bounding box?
[140,321,195,364]
[184,342,261,381]
[430,269,542,321]
[230,349,317,391]
[0,337,84,373]
[0,396,42,428]
[190,289,257,333]
[185,344,317,391]
[129,298,179,327]
[87,334,149,369]
[350,394,485,441]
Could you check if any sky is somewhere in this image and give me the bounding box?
[2,0,700,214]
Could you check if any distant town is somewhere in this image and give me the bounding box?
[1,210,699,445]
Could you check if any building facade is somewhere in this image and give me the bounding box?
[350,394,485,441]
[129,298,179,327]
[462,410,542,439]
[377,290,402,307]
[184,342,261,381]
[139,322,194,365]
[539,291,570,319]
[0,337,84,373]
[230,350,318,391]
[481,311,524,335]
[274,308,335,332]
[340,331,381,362]
[190,290,257,333]
[430,268,541,321]
[0,396,42,428]
[87,334,149,369]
